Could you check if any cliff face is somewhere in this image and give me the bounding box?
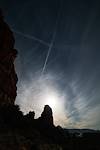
[0,9,18,105]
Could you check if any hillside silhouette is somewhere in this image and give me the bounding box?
[0,9,100,150]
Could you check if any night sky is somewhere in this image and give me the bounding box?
[1,0,100,129]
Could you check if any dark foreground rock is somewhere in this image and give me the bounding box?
[0,104,100,150]
[0,104,64,150]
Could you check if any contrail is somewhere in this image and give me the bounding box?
[41,9,60,76]
[12,29,50,47]
[41,27,57,75]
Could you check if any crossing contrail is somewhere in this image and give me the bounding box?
[12,1,62,77]
[41,26,57,75]
[12,29,50,47]
[41,8,61,76]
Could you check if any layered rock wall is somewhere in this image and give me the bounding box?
[0,10,18,105]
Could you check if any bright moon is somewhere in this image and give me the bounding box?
[44,94,57,109]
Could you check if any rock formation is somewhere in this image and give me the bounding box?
[0,9,18,105]
[40,105,54,126]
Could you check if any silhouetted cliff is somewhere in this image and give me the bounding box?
[0,9,18,105]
